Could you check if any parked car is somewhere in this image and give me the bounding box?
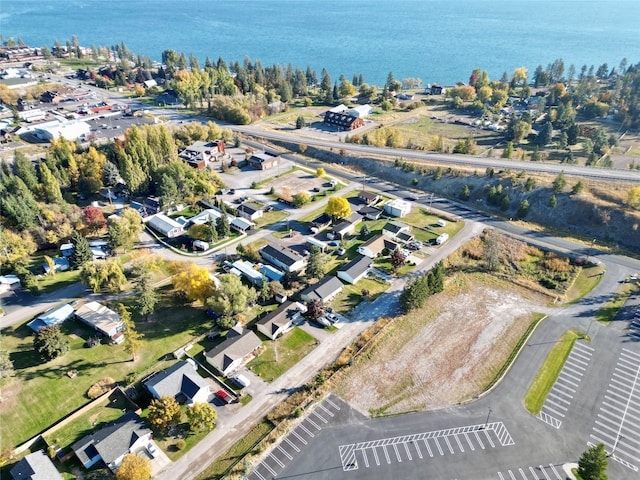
[328,240,340,247]
[147,443,159,458]
[326,313,338,322]
[215,389,233,404]
[232,374,251,388]
[337,247,346,255]
[314,317,331,328]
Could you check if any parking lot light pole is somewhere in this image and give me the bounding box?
[610,434,623,458]
[483,407,492,430]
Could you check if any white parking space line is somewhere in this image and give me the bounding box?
[434,437,444,455]
[362,448,369,468]
[539,465,551,480]
[403,442,412,460]
[548,464,563,479]
[393,444,402,462]
[474,430,486,448]
[317,403,334,417]
[291,429,307,444]
[325,398,341,410]
[311,410,328,423]
[261,459,277,476]
[372,446,380,465]
[483,429,496,448]
[305,416,321,430]
[284,437,300,452]
[251,468,266,480]
[518,468,527,479]
[454,433,465,452]
[413,440,423,459]
[464,432,475,451]
[269,453,285,468]
[443,435,454,454]
[498,473,506,480]
[424,438,434,457]
[277,445,292,460]
[298,423,315,437]
[509,470,517,480]
[383,445,391,464]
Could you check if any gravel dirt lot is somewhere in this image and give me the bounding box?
[334,273,554,415]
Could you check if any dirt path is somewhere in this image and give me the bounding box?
[335,273,554,414]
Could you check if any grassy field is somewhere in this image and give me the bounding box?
[0,289,210,449]
[44,389,134,450]
[595,282,639,324]
[564,264,606,304]
[247,328,317,382]
[194,420,274,480]
[524,329,587,415]
[330,277,390,314]
[253,209,288,228]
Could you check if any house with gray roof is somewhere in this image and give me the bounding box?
[256,301,306,340]
[205,327,262,376]
[299,276,344,303]
[236,203,263,221]
[337,255,373,284]
[71,412,151,472]
[144,360,211,405]
[10,449,63,480]
[260,244,306,273]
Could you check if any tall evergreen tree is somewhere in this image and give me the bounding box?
[70,231,92,269]
[216,215,230,238]
[577,443,608,480]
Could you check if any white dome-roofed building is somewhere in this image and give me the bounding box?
[21,119,91,142]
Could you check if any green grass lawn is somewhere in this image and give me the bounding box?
[595,282,639,324]
[524,328,588,415]
[330,277,390,314]
[246,328,317,382]
[194,419,274,480]
[254,209,288,228]
[373,257,415,277]
[0,289,211,449]
[35,269,81,295]
[44,389,135,450]
[564,264,606,304]
[168,206,199,219]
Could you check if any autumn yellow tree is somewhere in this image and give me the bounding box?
[116,453,152,480]
[628,186,640,208]
[172,263,216,304]
[316,167,325,177]
[325,196,351,220]
[0,229,37,269]
[148,396,182,434]
[186,402,217,432]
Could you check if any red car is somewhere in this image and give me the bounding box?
[215,389,233,404]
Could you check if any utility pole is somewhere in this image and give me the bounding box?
[483,407,492,430]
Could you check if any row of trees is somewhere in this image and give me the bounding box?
[399,261,445,312]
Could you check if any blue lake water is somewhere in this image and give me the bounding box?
[2,0,639,85]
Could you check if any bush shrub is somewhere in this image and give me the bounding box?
[175,439,186,450]
[87,377,116,399]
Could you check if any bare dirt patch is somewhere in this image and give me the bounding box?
[334,273,553,415]
[265,169,327,196]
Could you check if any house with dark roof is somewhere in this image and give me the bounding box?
[256,301,306,340]
[10,449,63,480]
[337,255,373,285]
[71,412,152,472]
[311,213,332,229]
[357,234,399,259]
[178,140,225,169]
[382,221,411,240]
[358,191,381,205]
[358,205,383,220]
[260,244,306,273]
[236,203,263,221]
[247,151,279,170]
[144,360,211,405]
[205,327,262,376]
[143,197,161,215]
[299,276,344,303]
[332,212,362,239]
[323,111,364,131]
